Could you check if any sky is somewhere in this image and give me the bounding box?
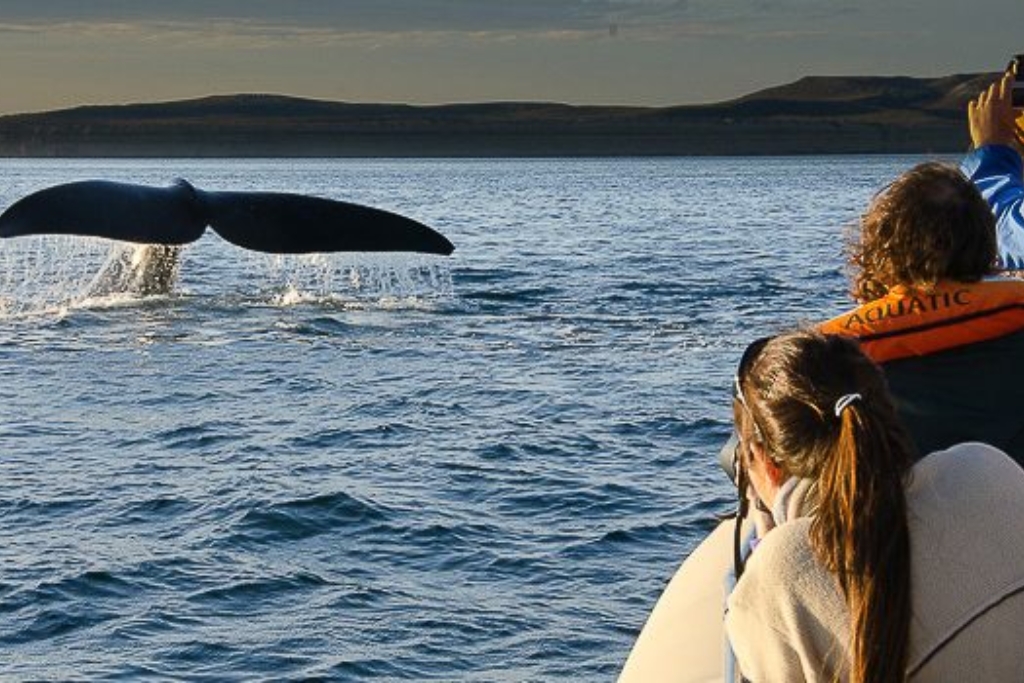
[0,0,1020,115]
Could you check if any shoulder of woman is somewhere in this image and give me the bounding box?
[908,441,1024,564]
[904,442,1024,670]
[733,518,835,603]
[727,518,850,680]
[748,518,813,567]
[909,442,1024,511]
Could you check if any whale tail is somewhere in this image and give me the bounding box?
[0,179,455,256]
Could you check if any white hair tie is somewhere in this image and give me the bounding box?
[834,393,862,417]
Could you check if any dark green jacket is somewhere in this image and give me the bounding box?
[883,329,1024,466]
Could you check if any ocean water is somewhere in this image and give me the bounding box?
[0,155,935,681]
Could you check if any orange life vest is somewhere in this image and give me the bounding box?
[819,279,1024,363]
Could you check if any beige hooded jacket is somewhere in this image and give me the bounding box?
[726,442,1024,682]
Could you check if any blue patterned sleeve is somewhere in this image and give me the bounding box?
[962,145,1024,270]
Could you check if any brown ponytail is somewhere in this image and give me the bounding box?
[816,402,912,683]
[739,331,915,683]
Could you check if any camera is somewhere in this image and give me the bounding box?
[719,432,740,485]
[1010,54,1024,108]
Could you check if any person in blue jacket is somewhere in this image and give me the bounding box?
[962,69,1024,269]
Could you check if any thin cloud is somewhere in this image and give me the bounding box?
[0,18,640,50]
[0,1,702,33]
[0,1,880,46]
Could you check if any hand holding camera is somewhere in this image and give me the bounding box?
[968,56,1024,150]
[1011,54,1024,108]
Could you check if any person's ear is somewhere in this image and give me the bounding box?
[750,440,786,485]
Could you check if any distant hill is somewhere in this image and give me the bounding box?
[0,73,999,157]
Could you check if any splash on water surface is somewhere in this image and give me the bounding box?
[0,234,453,318]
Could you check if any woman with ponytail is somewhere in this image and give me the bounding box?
[725,330,1024,682]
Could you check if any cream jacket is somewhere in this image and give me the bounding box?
[725,443,1024,682]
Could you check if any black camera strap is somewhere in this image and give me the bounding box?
[733,464,750,581]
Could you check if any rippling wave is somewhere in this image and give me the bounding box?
[0,155,930,680]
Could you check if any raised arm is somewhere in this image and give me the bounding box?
[962,71,1024,269]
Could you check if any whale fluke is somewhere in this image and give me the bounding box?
[0,180,205,245]
[0,179,454,256]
